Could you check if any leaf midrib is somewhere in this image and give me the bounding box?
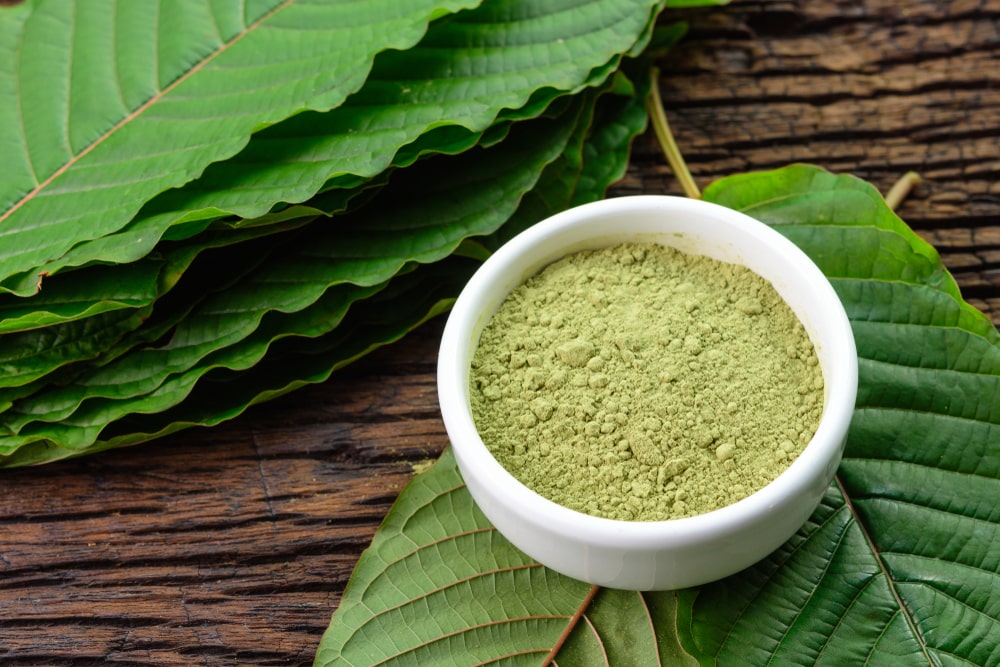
[541,584,601,666]
[369,615,569,667]
[834,475,938,666]
[0,0,292,226]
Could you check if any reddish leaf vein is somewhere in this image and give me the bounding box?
[0,0,293,226]
[541,584,601,666]
[369,615,568,666]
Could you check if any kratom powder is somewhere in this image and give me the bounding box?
[469,242,825,521]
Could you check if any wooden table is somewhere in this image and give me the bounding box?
[1,1,997,664]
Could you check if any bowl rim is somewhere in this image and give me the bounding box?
[437,194,858,548]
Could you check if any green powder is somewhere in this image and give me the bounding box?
[469,243,825,521]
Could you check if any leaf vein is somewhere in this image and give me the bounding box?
[763,502,857,667]
[470,648,551,666]
[901,579,1000,627]
[926,646,984,666]
[861,609,904,666]
[581,611,610,667]
[62,1,76,158]
[835,476,937,664]
[639,592,663,667]
[858,353,1000,382]
[206,0,224,45]
[849,405,995,426]
[830,275,949,291]
[354,562,547,636]
[109,0,131,117]
[153,0,161,91]
[541,584,601,666]
[847,404,999,428]
[892,552,1000,591]
[12,6,37,188]
[0,0,295,227]
[713,502,853,657]
[812,575,882,665]
[383,525,498,578]
[396,480,469,535]
[366,615,567,667]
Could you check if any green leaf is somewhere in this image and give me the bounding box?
[0,0,482,295]
[0,307,151,393]
[0,221,302,420]
[2,258,475,467]
[0,215,312,334]
[314,448,703,666]
[0,260,162,334]
[689,164,1000,665]
[92,258,477,460]
[69,68,656,463]
[702,166,959,297]
[0,277,390,460]
[159,0,668,221]
[315,448,595,666]
[2,0,670,291]
[0,0,695,466]
[0,83,616,463]
[316,165,1000,665]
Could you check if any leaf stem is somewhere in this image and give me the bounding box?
[646,67,700,200]
[884,171,921,211]
[541,584,601,666]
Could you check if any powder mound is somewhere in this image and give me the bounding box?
[470,242,825,522]
[556,338,594,368]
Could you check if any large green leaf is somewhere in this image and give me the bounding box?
[143,0,668,220]
[0,0,481,295]
[684,165,1000,665]
[0,0,676,397]
[0,0,669,292]
[315,447,593,666]
[0,75,639,464]
[314,165,1000,665]
[0,0,703,465]
[6,95,585,411]
[78,57,652,466]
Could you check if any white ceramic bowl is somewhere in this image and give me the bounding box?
[437,195,857,591]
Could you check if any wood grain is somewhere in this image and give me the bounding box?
[0,320,448,666]
[0,1,997,665]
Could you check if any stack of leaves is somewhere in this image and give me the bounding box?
[0,0,721,467]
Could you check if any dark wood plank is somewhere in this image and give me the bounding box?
[0,1,996,665]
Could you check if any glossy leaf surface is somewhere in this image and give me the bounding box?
[0,0,669,294]
[0,0,676,465]
[0,0,482,294]
[0,71,649,465]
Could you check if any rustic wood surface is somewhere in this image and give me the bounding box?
[1,1,997,665]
